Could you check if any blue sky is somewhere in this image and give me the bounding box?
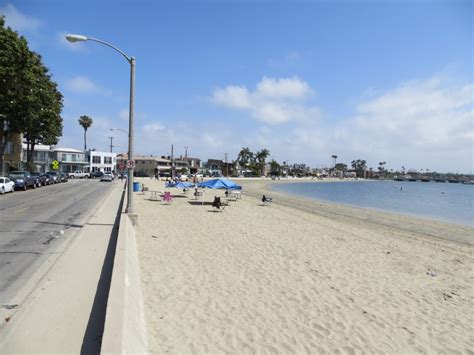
[1,0,473,173]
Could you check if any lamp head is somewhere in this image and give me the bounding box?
[65,34,88,43]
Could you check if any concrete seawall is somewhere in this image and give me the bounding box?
[101,206,148,354]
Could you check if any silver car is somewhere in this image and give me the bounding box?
[100,173,113,182]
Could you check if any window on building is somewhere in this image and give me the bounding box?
[92,156,101,164]
[5,142,13,154]
[104,156,112,164]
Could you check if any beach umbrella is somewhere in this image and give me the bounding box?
[197,178,242,190]
[166,181,195,189]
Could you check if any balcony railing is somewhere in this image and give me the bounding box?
[59,157,87,163]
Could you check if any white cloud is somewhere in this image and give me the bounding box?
[58,31,88,52]
[143,122,165,133]
[256,77,311,99]
[211,76,319,125]
[210,75,473,172]
[282,76,474,171]
[119,109,129,121]
[0,4,42,31]
[212,85,251,109]
[65,76,111,95]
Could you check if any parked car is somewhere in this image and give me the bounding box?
[42,173,54,185]
[8,171,38,190]
[0,176,15,194]
[68,170,89,179]
[60,172,69,182]
[100,173,113,182]
[90,171,104,179]
[46,171,60,183]
[30,172,47,187]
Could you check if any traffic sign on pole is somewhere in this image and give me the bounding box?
[51,160,59,170]
[126,160,135,169]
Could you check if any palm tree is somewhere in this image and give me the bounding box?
[78,115,93,151]
[255,148,270,176]
[331,155,338,176]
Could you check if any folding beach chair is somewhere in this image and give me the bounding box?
[212,196,227,212]
[262,195,273,206]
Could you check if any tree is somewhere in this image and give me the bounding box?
[78,115,93,151]
[378,161,386,177]
[0,17,63,172]
[0,16,34,173]
[255,148,270,176]
[331,155,338,177]
[269,159,281,176]
[351,159,367,178]
[22,53,63,168]
[236,147,255,175]
[335,163,347,177]
[236,147,253,167]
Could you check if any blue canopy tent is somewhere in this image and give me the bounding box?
[166,181,195,189]
[197,178,242,190]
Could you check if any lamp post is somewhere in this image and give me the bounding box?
[66,34,136,214]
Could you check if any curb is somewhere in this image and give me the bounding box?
[101,193,148,354]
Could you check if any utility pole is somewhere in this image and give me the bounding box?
[171,144,175,179]
[108,136,114,153]
[224,153,228,177]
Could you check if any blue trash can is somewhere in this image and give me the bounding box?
[133,181,141,192]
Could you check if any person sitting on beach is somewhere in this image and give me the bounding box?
[212,196,222,209]
[262,195,272,205]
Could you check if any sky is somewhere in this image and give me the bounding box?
[1,0,473,173]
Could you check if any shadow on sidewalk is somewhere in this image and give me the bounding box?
[80,190,125,355]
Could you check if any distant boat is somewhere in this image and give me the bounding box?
[409,178,417,182]
[421,179,431,182]
[393,177,405,181]
[462,180,474,185]
[435,179,446,183]
[448,179,460,183]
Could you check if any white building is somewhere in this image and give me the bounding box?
[85,150,117,174]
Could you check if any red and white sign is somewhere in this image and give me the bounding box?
[126,160,136,169]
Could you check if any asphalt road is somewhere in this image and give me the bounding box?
[0,179,116,304]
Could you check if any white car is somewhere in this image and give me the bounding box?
[0,176,15,194]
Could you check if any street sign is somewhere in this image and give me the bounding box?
[126,160,135,169]
[51,160,59,170]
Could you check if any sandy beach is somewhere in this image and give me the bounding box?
[134,178,473,354]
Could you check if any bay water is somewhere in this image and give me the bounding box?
[271,180,474,227]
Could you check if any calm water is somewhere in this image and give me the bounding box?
[272,180,474,226]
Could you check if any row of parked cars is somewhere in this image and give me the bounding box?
[0,171,69,194]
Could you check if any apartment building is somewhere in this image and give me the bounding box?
[85,150,117,174]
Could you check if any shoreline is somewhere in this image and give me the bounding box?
[133,177,473,353]
[237,178,474,246]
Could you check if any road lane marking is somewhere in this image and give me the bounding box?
[14,207,30,214]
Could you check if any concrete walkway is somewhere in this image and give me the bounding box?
[0,182,124,354]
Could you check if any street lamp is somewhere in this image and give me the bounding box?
[110,127,129,136]
[66,34,136,214]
